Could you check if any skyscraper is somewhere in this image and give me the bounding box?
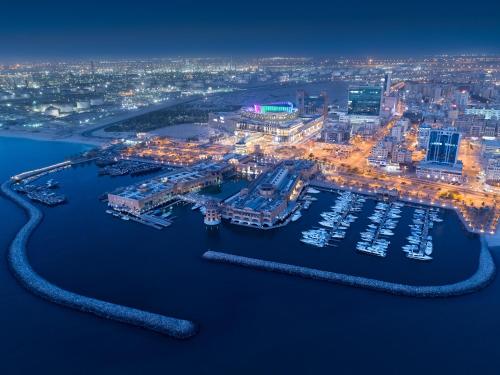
[426,129,461,165]
[347,86,382,117]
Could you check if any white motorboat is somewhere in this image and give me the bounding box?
[307,187,320,194]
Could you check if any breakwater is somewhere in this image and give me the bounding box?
[203,240,495,297]
[1,180,197,338]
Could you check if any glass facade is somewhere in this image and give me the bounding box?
[347,86,382,116]
[426,130,461,165]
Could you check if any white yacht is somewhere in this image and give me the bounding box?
[291,211,302,222]
[307,187,320,194]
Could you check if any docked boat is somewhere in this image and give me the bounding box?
[291,211,302,222]
[331,231,346,239]
[407,252,432,261]
[425,241,433,255]
[319,220,336,228]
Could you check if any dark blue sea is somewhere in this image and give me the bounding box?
[0,136,499,374]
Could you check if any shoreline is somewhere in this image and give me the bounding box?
[310,180,498,236]
[0,129,106,146]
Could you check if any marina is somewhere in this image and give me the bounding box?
[13,179,67,206]
[0,45,499,373]
[355,201,403,257]
[403,207,443,261]
[0,141,493,374]
[97,159,165,177]
[300,190,365,248]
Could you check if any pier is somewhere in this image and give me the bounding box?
[1,180,197,339]
[11,161,72,183]
[202,239,496,298]
[417,209,431,254]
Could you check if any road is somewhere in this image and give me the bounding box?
[79,95,202,138]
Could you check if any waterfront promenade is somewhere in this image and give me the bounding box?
[1,180,197,338]
[310,179,497,235]
[203,238,496,298]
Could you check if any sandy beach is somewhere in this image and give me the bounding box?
[0,128,106,146]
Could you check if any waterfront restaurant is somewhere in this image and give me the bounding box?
[108,169,220,214]
[222,160,317,228]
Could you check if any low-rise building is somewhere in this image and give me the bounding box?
[108,169,221,214]
[222,160,317,228]
[416,161,464,184]
[485,157,500,184]
[320,120,350,144]
[391,148,413,164]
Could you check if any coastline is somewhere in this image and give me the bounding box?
[0,128,106,146]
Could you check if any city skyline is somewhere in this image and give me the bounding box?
[1,5,500,373]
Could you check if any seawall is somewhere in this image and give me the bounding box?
[203,239,495,298]
[1,180,197,338]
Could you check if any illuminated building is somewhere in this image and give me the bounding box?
[347,86,382,118]
[416,161,464,184]
[416,129,463,183]
[426,129,461,165]
[204,200,222,226]
[343,86,383,130]
[108,169,221,214]
[485,157,500,184]
[465,107,500,120]
[222,160,317,228]
[235,102,324,144]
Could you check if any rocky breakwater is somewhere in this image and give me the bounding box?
[203,239,495,298]
[1,180,197,338]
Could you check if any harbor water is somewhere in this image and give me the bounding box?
[1,136,500,374]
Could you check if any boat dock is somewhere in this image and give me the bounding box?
[403,207,441,261]
[301,191,364,248]
[139,213,172,228]
[356,201,402,258]
[13,180,67,206]
[106,209,174,230]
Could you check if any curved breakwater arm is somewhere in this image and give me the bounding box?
[1,180,197,339]
[203,241,496,298]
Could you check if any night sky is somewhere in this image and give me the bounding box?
[1,0,499,59]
